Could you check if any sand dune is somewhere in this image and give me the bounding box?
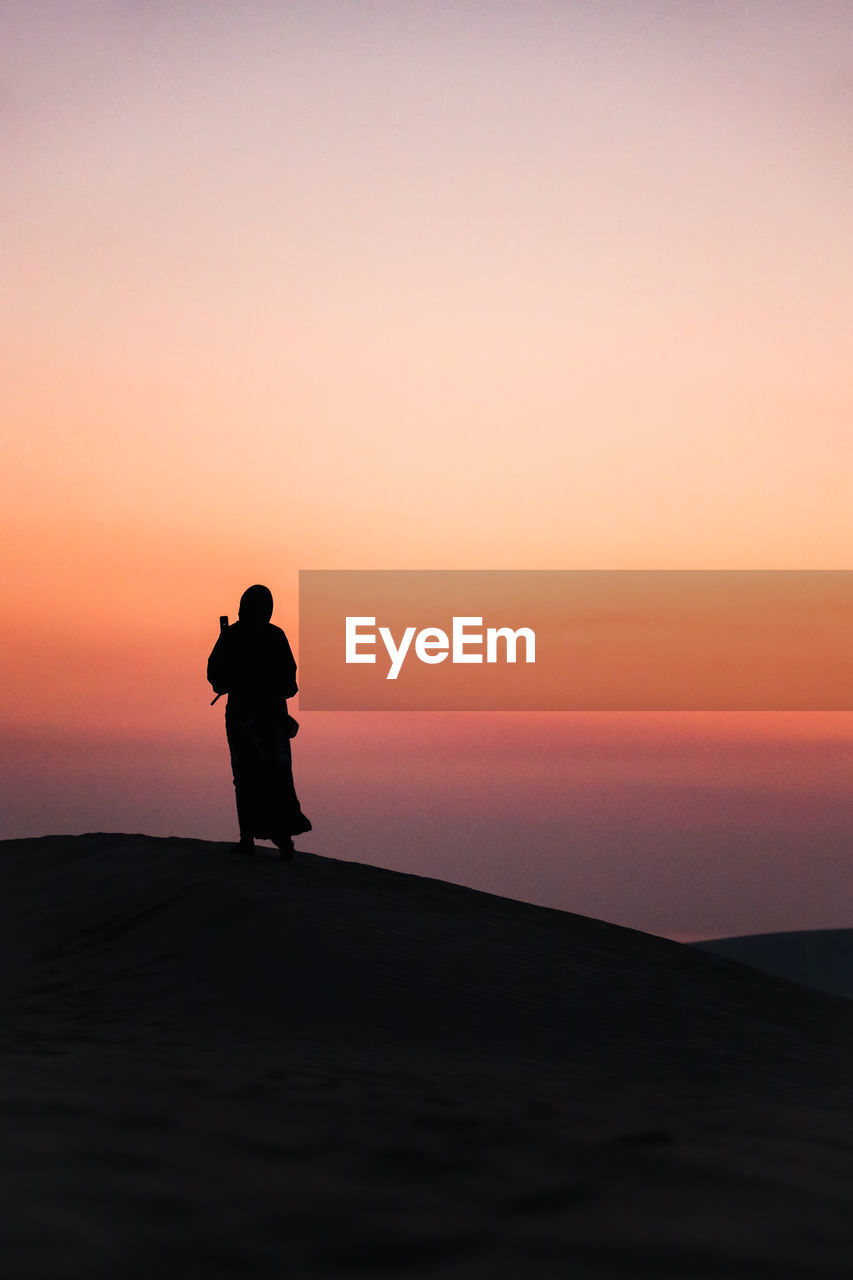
[694,930,853,1001]
[2,833,853,1277]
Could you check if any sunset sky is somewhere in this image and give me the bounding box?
[2,1,850,940]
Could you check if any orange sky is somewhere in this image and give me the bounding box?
[1,2,850,937]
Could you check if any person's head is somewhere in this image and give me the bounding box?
[238,584,273,625]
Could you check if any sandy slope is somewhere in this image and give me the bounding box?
[2,833,853,1278]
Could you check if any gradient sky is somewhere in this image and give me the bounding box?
[2,1,850,939]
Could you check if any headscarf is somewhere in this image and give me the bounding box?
[238,584,274,625]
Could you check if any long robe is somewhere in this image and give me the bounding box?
[208,621,311,840]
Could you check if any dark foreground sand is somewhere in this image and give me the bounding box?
[2,834,853,1278]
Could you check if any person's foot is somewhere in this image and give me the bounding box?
[232,836,255,855]
[272,833,295,860]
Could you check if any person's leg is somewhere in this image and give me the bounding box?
[226,705,260,850]
[271,719,312,840]
[233,785,257,850]
[272,832,294,860]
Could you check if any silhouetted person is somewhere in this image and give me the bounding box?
[207,585,311,859]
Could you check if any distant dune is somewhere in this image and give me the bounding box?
[3,833,853,1278]
[693,929,853,1000]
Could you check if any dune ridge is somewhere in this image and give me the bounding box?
[2,832,853,1278]
[694,929,853,1002]
[4,833,852,1081]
